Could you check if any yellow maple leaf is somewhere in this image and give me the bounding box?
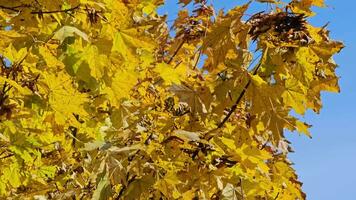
[281,79,307,115]
[39,45,65,69]
[154,63,187,85]
[112,27,155,59]
[40,71,88,124]
[82,45,109,79]
[104,69,138,104]
[295,120,312,137]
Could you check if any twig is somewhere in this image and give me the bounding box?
[0,4,80,15]
[0,153,14,160]
[30,5,80,14]
[260,138,269,150]
[217,62,262,128]
[173,60,183,69]
[167,39,185,64]
[0,5,30,12]
[116,175,137,199]
[274,192,280,200]
[0,82,9,106]
[193,47,203,69]
[3,85,12,94]
[240,178,244,199]
[0,56,7,68]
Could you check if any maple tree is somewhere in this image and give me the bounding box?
[0,0,343,199]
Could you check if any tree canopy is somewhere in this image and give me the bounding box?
[0,0,343,199]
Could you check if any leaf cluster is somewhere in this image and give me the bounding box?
[0,0,343,199]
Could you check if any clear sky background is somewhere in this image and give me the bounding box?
[159,1,355,199]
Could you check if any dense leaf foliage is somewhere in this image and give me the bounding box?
[0,0,343,199]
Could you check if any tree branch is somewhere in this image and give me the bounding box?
[0,82,9,106]
[167,39,185,64]
[0,153,14,160]
[116,175,137,199]
[0,5,31,12]
[0,4,80,14]
[239,177,244,199]
[217,62,262,128]
[274,192,280,200]
[193,47,202,70]
[30,5,80,14]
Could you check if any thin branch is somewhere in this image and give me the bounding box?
[260,135,270,150]
[1,82,8,94]
[247,52,262,71]
[240,177,244,199]
[173,60,183,69]
[274,192,280,200]
[0,56,7,68]
[116,175,137,199]
[0,82,9,106]
[0,4,80,15]
[193,47,203,70]
[167,39,185,64]
[0,5,30,12]
[3,85,12,94]
[0,150,6,157]
[0,153,14,160]
[30,5,81,14]
[217,62,262,128]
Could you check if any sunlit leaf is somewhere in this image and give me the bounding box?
[53,26,89,43]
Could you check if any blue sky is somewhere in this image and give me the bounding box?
[160,1,355,199]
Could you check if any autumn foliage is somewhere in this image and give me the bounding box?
[0,0,343,199]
